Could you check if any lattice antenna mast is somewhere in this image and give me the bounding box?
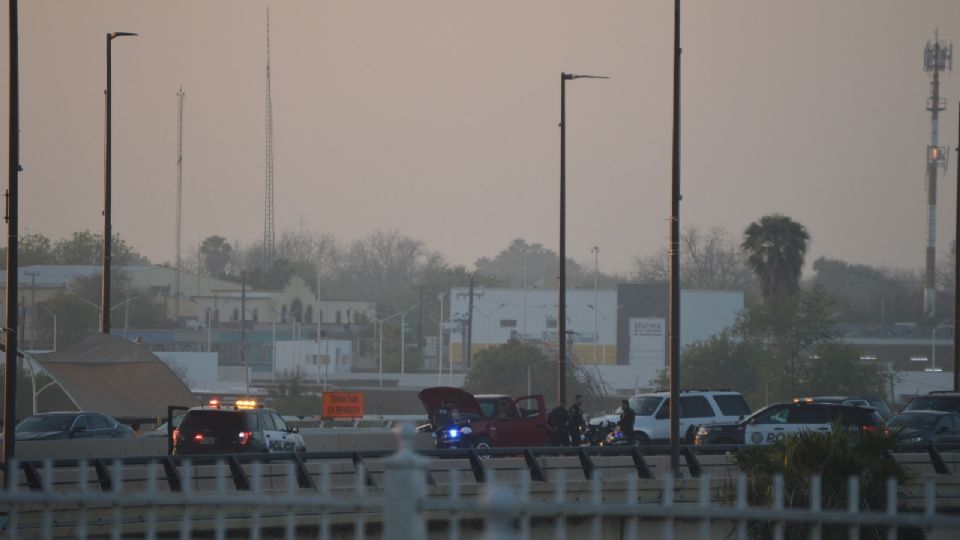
[263,8,276,267]
[175,87,184,321]
[923,30,952,319]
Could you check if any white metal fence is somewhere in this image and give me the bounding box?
[1,425,960,539]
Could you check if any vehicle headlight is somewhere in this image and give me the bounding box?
[461,426,472,435]
[697,426,709,435]
[905,436,924,443]
[447,428,460,439]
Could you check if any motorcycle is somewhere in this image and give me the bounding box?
[585,419,634,447]
[421,408,475,449]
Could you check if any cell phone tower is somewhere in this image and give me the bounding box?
[263,8,276,267]
[923,30,952,319]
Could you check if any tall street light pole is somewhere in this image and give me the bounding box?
[592,245,599,364]
[101,31,137,335]
[559,72,607,406]
[668,0,683,476]
[954,101,959,391]
[4,0,21,466]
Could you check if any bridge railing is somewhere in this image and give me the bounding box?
[1,427,960,538]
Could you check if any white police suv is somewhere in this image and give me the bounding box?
[591,389,751,444]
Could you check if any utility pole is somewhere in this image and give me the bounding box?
[466,276,475,369]
[5,0,21,465]
[668,0,683,476]
[174,88,184,325]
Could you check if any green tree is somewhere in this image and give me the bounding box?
[37,272,172,348]
[812,257,921,324]
[464,339,600,407]
[654,332,767,409]
[662,287,889,407]
[19,233,53,266]
[741,214,809,301]
[51,230,149,266]
[268,374,323,416]
[199,235,233,277]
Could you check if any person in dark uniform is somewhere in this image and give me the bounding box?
[547,401,571,446]
[567,394,587,446]
[619,399,636,445]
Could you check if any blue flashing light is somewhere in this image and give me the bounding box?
[447,428,460,439]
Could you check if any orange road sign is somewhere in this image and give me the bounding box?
[322,392,365,419]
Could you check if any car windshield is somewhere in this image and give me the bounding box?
[179,410,247,430]
[17,414,75,433]
[888,414,939,430]
[866,399,894,419]
[629,396,664,416]
[903,397,960,413]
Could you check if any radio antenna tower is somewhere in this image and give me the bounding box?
[175,87,184,321]
[263,8,276,267]
[923,30,952,319]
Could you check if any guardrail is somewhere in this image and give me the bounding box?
[4,441,960,495]
[2,427,960,539]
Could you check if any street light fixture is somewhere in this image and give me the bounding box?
[101,31,137,335]
[559,72,608,406]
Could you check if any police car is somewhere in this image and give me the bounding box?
[172,399,308,455]
[695,400,884,446]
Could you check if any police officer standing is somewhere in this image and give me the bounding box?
[568,394,587,446]
[619,399,636,445]
[547,401,571,446]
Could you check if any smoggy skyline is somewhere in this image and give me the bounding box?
[2,1,959,277]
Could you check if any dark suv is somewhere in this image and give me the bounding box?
[173,400,307,455]
[695,401,884,446]
[902,392,960,414]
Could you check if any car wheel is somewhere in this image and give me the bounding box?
[472,436,492,458]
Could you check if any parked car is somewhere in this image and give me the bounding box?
[590,389,751,445]
[172,399,307,455]
[887,410,960,445]
[417,387,548,449]
[15,411,135,441]
[800,395,894,420]
[902,392,960,414]
[695,401,884,446]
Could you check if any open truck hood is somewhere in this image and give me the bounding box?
[417,387,484,418]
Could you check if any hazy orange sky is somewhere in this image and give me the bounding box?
[2,1,959,276]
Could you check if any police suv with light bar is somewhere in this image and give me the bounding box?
[172,398,307,455]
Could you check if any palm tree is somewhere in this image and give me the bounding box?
[741,214,809,300]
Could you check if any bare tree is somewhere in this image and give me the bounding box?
[633,226,751,290]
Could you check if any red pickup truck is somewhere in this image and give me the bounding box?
[418,387,549,449]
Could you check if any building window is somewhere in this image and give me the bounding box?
[500,319,517,328]
[336,310,342,324]
[317,310,324,324]
[231,308,239,321]
[305,306,314,324]
[252,308,259,323]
